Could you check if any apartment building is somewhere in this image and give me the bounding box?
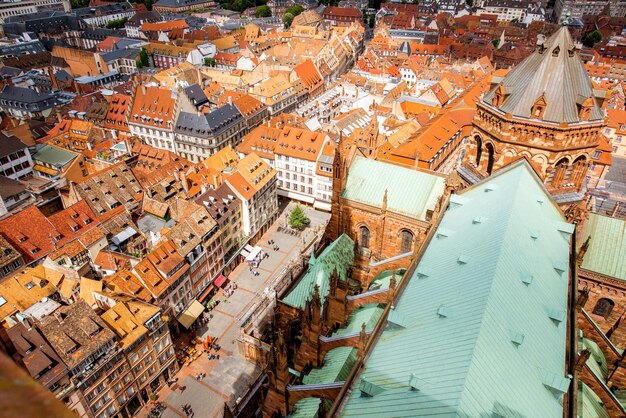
[0,133,33,180]
[129,85,178,153]
[225,153,278,241]
[164,204,223,299]
[131,240,192,318]
[250,75,297,117]
[38,301,141,418]
[174,104,246,163]
[0,0,69,20]
[237,125,334,210]
[97,294,178,405]
[194,183,242,264]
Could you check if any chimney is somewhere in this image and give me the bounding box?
[141,84,146,95]
[228,96,233,106]
[181,170,189,193]
[173,169,180,182]
[56,111,63,123]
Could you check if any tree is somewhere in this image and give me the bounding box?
[492,39,499,48]
[412,0,419,4]
[255,5,272,17]
[288,206,310,230]
[583,30,602,48]
[138,48,149,68]
[106,17,128,29]
[368,14,375,28]
[285,5,304,16]
[283,12,294,28]
[465,0,473,6]
[204,57,216,67]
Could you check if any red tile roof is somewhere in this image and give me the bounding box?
[129,86,176,129]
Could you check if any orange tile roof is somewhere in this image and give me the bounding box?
[104,270,153,303]
[133,240,187,298]
[96,36,121,51]
[216,90,266,119]
[129,86,176,129]
[0,201,100,264]
[225,171,255,201]
[141,19,188,32]
[103,93,131,132]
[293,59,323,92]
[237,125,327,162]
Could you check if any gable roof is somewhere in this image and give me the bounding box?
[341,160,571,417]
[343,156,445,220]
[581,213,626,280]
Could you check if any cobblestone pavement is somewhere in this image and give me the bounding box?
[140,203,330,418]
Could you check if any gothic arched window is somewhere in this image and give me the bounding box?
[400,230,414,253]
[359,226,370,249]
[592,298,615,319]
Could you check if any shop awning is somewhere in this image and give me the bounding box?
[245,246,263,261]
[177,300,204,329]
[198,284,215,302]
[240,249,250,257]
[214,274,227,287]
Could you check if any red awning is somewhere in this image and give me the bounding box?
[198,284,216,302]
[214,274,227,287]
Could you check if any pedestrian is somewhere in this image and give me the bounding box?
[178,385,185,393]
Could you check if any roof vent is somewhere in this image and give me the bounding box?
[521,274,533,285]
[557,222,575,237]
[539,369,570,397]
[510,332,525,346]
[436,228,453,239]
[415,266,432,278]
[548,309,565,324]
[437,305,450,318]
[408,373,427,391]
[484,184,497,192]
[472,216,485,224]
[359,379,385,397]
[553,261,567,275]
[529,230,540,239]
[457,255,470,264]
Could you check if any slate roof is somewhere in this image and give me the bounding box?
[483,27,603,124]
[0,85,60,111]
[100,48,140,62]
[581,213,626,280]
[282,233,354,310]
[184,83,209,106]
[341,160,572,417]
[342,156,445,220]
[175,104,243,138]
[0,133,28,159]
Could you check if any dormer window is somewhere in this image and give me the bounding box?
[552,46,560,57]
[577,96,594,121]
[531,95,547,120]
[492,85,507,107]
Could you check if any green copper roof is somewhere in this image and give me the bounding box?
[581,213,626,280]
[282,233,354,310]
[33,145,78,166]
[302,346,357,385]
[342,156,445,220]
[288,398,321,418]
[340,161,571,418]
[579,382,610,418]
[332,303,385,337]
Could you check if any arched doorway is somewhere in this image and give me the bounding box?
[485,143,495,175]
